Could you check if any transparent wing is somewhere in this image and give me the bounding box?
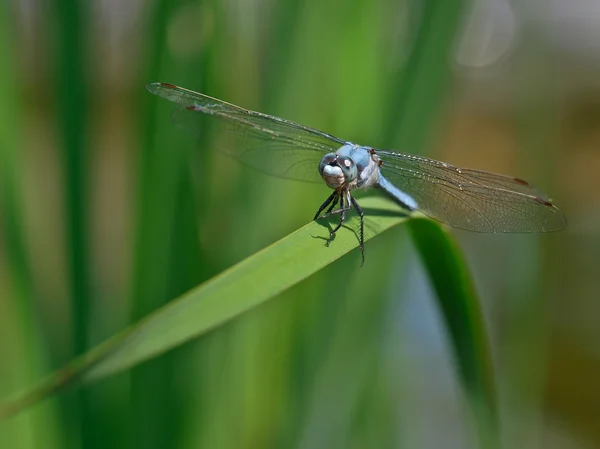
[378,150,567,233]
[146,82,345,183]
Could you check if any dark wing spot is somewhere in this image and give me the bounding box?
[160,82,178,88]
[514,177,530,186]
[534,197,554,207]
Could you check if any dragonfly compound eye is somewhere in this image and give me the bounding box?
[318,153,338,176]
[337,156,358,182]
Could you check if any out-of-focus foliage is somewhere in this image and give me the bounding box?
[0,0,598,448]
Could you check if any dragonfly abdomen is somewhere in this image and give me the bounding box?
[377,175,419,211]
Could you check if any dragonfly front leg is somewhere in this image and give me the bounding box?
[323,190,352,218]
[325,195,340,215]
[350,195,365,266]
[313,192,338,221]
[326,194,351,247]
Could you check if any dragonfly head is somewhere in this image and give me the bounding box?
[319,153,358,189]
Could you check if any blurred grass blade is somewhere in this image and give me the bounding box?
[56,0,90,355]
[131,1,203,444]
[385,0,466,150]
[408,218,498,448]
[54,1,93,446]
[0,3,62,447]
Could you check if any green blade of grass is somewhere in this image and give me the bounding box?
[56,0,90,355]
[409,218,498,448]
[0,4,62,448]
[0,198,498,448]
[0,195,402,417]
[130,1,204,444]
[54,1,92,446]
[384,0,465,150]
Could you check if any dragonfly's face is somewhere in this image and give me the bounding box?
[319,153,358,189]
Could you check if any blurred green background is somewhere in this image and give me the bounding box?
[0,0,598,448]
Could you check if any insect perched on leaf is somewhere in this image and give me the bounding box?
[147,82,566,264]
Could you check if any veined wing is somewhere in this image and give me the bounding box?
[377,150,566,233]
[146,82,345,183]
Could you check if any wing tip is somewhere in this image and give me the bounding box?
[145,82,159,93]
[550,212,568,232]
[145,82,178,95]
[532,196,568,231]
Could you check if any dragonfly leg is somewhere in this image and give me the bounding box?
[350,195,365,266]
[324,204,351,216]
[325,195,340,215]
[313,192,338,221]
[326,195,348,247]
[323,191,352,217]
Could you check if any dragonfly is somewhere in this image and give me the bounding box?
[146,82,566,264]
